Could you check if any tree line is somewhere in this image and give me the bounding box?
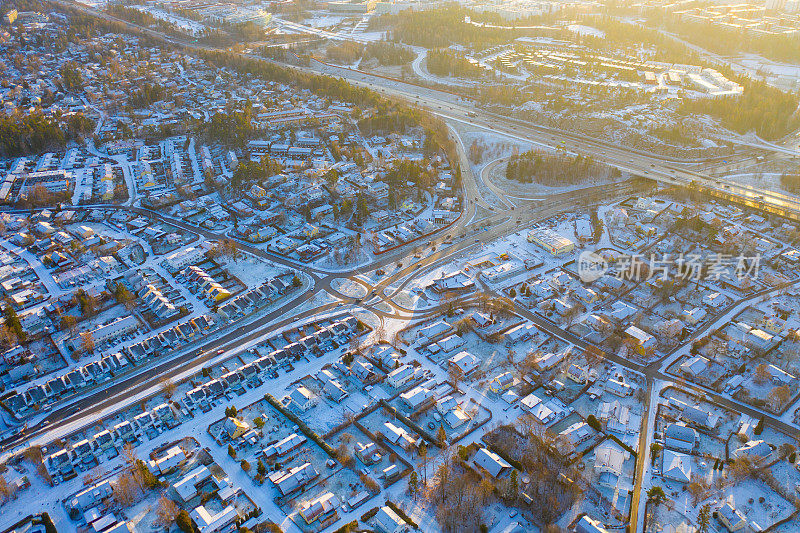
[781,173,800,194]
[230,156,283,190]
[586,16,800,141]
[130,82,166,109]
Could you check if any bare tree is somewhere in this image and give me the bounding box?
[154,496,179,527]
[755,363,771,385]
[768,385,792,411]
[448,365,464,389]
[81,332,95,354]
[160,378,176,400]
[122,441,137,462]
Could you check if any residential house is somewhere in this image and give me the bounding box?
[664,423,697,453]
[355,442,380,465]
[594,440,626,488]
[263,433,306,459]
[191,505,239,533]
[520,393,556,425]
[436,334,465,354]
[624,326,656,356]
[682,307,707,326]
[386,364,415,388]
[732,440,772,463]
[718,497,747,532]
[448,351,480,375]
[270,463,319,496]
[566,364,589,384]
[382,422,416,450]
[605,378,633,397]
[662,449,692,483]
[489,372,514,393]
[323,379,348,402]
[373,506,406,533]
[575,516,610,533]
[223,417,250,440]
[299,492,339,525]
[400,386,434,413]
[290,386,315,412]
[472,448,512,478]
[679,355,709,378]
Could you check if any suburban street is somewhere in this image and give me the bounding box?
[4,4,800,533]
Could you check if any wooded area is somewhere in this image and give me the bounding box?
[505,149,617,186]
[427,49,485,78]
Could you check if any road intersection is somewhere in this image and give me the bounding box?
[9,5,800,531]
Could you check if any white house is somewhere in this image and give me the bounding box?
[679,355,709,377]
[290,386,315,412]
[594,440,626,487]
[400,386,434,412]
[386,364,415,388]
[448,351,480,375]
[436,334,465,353]
[682,307,707,325]
[662,449,692,483]
[164,246,206,271]
[472,448,512,478]
[373,506,406,533]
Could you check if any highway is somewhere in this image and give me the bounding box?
[0,130,648,454]
[51,0,800,221]
[11,5,800,531]
[309,59,800,219]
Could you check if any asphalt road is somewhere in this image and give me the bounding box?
[11,7,800,530]
[50,0,800,218]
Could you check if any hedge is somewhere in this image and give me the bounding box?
[378,399,441,448]
[360,507,380,522]
[386,501,418,528]
[331,520,358,533]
